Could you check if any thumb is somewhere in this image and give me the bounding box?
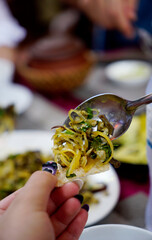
[14,171,57,211]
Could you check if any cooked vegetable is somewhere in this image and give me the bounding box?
[99,115,114,135]
[52,108,114,185]
[0,151,51,199]
[80,180,108,205]
[0,105,16,133]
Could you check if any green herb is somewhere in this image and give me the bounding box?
[62,130,74,135]
[69,157,73,162]
[113,143,121,150]
[101,144,112,160]
[81,122,91,132]
[66,170,76,178]
[90,136,103,150]
[90,152,97,159]
[86,107,93,119]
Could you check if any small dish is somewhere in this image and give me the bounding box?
[80,224,152,240]
[105,60,152,87]
[0,58,15,85]
[0,83,33,114]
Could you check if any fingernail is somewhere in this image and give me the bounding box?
[74,194,84,204]
[82,204,89,212]
[72,179,84,190]
[42,161,57,175]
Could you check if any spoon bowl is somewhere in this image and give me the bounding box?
[64,93,152,140]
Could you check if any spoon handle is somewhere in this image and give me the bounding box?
[126,93,152,111]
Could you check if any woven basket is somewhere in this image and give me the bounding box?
[16,36,95,94]
[16,52,94,94]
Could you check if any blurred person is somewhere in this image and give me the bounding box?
[63,0,137,38]
[0,170,88,240]
[3,0,152,50]
[4,0,136,44]
[62,0,152,51]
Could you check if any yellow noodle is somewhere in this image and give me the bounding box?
[68,149,81,175]
[60,154,71,167]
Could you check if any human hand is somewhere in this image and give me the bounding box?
[63,0,138,38]
[0,171,88,240]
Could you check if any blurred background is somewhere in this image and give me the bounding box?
[0,0,152,231]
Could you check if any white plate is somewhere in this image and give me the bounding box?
[105,60,152,87]
[0,130,120,226]
[0,130,52,160]
[0,83,33,114]
[85,165,120,226]
[0,58,15,85]
[80,224,152,240]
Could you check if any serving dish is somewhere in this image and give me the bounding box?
[105,60,152,87]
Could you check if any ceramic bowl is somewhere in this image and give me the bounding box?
[80,224,152,240]
[105,60,152,87]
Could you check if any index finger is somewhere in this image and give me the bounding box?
[14,171,57,211]
[110,0,134,38]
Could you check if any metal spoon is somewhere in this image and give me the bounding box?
[64,93,152,140]
[137,28,152,57]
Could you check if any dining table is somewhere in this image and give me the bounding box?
[0,45,151,230]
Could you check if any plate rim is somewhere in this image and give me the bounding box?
[0,129,52,160]
[85,165,120,226]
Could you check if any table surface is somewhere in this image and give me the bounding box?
[0,46,151,230]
